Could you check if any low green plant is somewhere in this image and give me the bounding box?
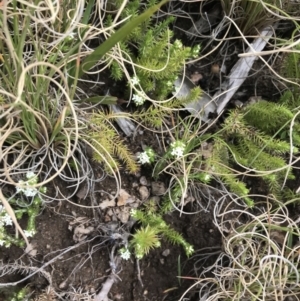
[0,286,30,301]
[119,200,194,260]
[0,172,45,248]
[87,110,139,173]
[0,0,172,248]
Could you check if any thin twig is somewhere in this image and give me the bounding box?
[136,259,144,287]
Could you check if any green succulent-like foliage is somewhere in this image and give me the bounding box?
[194,43,300,203]
[131,201,194,258]
[87,111,139,174]
[280,43,300,101]
[107,1,201,102]
[131,225,160,259]
[201,101,297,201]
[133,86,201,128]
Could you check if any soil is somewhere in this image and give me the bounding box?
[1,2,299,301]
[0,157,222,301]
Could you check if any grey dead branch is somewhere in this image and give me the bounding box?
[174,75,216,122]
[111,104,136,137]
[214,26,275,114]
[175,26,274,122]
[94,274,117,301]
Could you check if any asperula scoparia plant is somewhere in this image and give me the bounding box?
[119,202,194,260]
[105,1,201,104]
[0,172,45,248]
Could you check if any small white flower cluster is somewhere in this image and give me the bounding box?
[0,205,13,227]
[137,147,155,165]
[16,172,39,197]
[173,39,183,49]
[120,247,131,260]
[0,238,6,247]
[137,152,151,164]
[170,141,186,158]
[184,244,194,256]
[130,76,147,106]
[24,229,36,238]
[130,209,138,218]
[131,76,140,86]
[134,244,144,259]
[132,93,145,106]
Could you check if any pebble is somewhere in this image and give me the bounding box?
[151,181,166,195]
[139,176,148,186]
[139,186,150,201]
[162,249,170,257]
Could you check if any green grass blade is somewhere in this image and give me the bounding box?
[76,0,169,78]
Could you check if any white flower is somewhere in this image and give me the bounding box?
[26,171,36,179]
[185,245,194,255]
[173,39,183,49]
[131,76,140,86]
[137,152,151,164]
[166,81,173,87]
[170,141,186,158]
[24,229,36,237]
[2,213,12,226]
[16,178,38,197]
[203,173,211,182]
[24,187,38,197]
[120,248,131,260]
[130,209,137,217]
[132,94,145,106]
[0,239,5,247]
[16,180,25,194]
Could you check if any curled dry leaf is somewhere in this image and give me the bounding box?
[100,199,116,210]
[117,189,131,206]
[73,225,94,242]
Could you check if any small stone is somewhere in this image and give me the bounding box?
[139,176,148,186]
[151,181,166,196]
[211,63,220,74]
[104,215,111,222]
[117,208,130,223]
[162,249,170,257]
[117,189,131,206]
[139,186,150,201]
[132,182,139,188]
[107,209,114,216]
[190,72,203,84]
[76,183,89,200]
